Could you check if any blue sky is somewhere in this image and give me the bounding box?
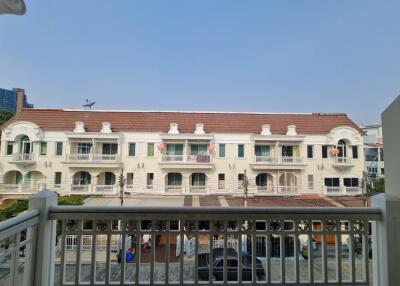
[1,1,399,125]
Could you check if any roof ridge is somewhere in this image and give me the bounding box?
[20,108,349,117]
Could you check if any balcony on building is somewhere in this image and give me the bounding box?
[331,140,356,169]
[69,171,117,195]
[63,138,121,168]
[251,144,305,170]
[0,170,45,194]
[8,135,36,165]
[3,190,395,286]
[159,140,214,169]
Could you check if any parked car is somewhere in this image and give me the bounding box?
[198,248,265,281]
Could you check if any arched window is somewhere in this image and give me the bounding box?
[337,139,347,157]
[256,173,268,187]
[167,173,182,186]
[191,173,206,187]
[19,135,31,154]
[73,171,91,185]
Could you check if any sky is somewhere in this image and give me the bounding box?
[1,1,399,125]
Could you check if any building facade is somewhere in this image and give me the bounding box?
[362,124,384,178]
[0,87,33,114]
[0,109,365,196]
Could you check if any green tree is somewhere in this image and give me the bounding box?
[0,109,14,126]
[367,177,385,194]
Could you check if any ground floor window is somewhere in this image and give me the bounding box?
[343,178,359,187]
[324,178,340,187]
[191,173,206,187]
[147,173,154,188]
[104,172,116,185]
[54,172,62,186]
[218,174,225,189]
[167,173,182,186]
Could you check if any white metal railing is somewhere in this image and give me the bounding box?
[279,156,304,164]
[11,153,34,161]
[95,185,116,193]
[187,154,211,163]
[0,183,42,193]
[67,153,119,162]
[7,191,400,286]
[255,156,275,163]
[190,185,207,192]
[48,204,381,286]
[326,186,342,194]
[345,187,362,193]
[162,155,184,162]
[256,186,275,192]
[0,210,39,286]
[165,184,183,190]
[335,157,353,165]
[277,185,299,194]
[70,184,90,193]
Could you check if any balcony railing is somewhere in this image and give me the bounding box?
[255,156,276,163]
[66,153,119,162]
[162,155,184,161]
[334,157,353,165]
[254,156,304,165]
[325,186,342,194]
[95,185,117,193]
[161,154,211,163]
[345,187,362,193]
[190,185,207,192]
[11,153,34,162]
[4,191,400,286]
[277,185,299,194]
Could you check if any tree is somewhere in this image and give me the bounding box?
[367,177,385,194]
[0,109,14,126]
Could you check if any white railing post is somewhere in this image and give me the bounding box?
[373,95,400,286]
[372,194,400,286]
[28,190,58,286]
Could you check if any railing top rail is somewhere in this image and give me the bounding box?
[49,205,381,220]
[0,209,39,232]
[0,209,40,241]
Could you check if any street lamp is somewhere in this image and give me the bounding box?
[119,169,125,206]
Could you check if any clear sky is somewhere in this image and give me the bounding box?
[1,0,399,125]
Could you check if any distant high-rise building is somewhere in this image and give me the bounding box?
[0,87,33,114]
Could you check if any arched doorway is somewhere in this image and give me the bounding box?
[279,172,297,194]
[96,171,116,193]
[25,171,46,190]
[72,171,91,192]
[18,135,32,154]
[256,173,273,191]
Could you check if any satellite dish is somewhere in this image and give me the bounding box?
[83,99,95,109]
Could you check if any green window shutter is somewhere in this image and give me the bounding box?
[238,144,244,157]
[129,143,136,156]
[148,143,154,157]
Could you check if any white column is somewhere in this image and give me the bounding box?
[28,190,57,286]
[372,95,400,286]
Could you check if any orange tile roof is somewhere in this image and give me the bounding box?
[1,108,363,135]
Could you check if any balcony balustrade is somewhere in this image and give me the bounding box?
[66,153,119,162]
[10,153,34,162]
[4,191,396,286]
[161,154,211,163]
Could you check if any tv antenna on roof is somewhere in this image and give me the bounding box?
[83,99,95,110]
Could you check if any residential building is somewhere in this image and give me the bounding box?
[0,87,33,114]
[0,109,365,196]
[362,124,384,178]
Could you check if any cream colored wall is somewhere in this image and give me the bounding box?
[0,122,364,196]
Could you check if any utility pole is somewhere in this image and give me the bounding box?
[243,169,249,207]
[119,169,125,206]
